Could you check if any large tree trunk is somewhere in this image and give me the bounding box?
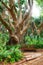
[0,0,33,45]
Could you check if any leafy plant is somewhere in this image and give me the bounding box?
[25,35,43,48]
[0,32,9,47]
[0,45,23,63]
[0,33,23,63]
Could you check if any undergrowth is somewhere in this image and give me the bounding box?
[0,32,23,63]
[25,35,43,48]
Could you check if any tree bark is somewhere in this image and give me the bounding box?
[0,0,33,45]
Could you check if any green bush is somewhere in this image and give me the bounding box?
[0,45,23,63]
[0,32,9,47]
[0,32,23,63]
[25,35,43,48]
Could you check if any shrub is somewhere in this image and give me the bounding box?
[0,32,23,63]
[25,35,43,48]
[0,45,23,63]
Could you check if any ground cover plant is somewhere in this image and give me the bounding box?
[0,45,23,63]
[0,32,23,63]
[25,35,43,48]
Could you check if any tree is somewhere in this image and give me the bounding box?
[0,0,33,44]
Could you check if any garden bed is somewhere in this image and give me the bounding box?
[21,47,43,52]
[20,44,36,51]
[20,44,43,52]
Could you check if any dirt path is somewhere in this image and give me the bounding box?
[14,52,43,65]
[22,52,43,65]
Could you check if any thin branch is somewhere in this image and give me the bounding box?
[30,22,43,35]
[18,0,22,23]
[9,21,15,30]
[9,0,17,15]
[9,0,17,22]
[13,5,17,13]
[1,1,17,25]
[39,23,43,29]
[9,0,17,12]
[1,1,10,11]
[16,5,32,30]
[20,6,32,25]
[38,23,43,34]
[28,0,33,8]
[31,22,37,32]
[0,15,12,34]
[0,15,19,43]
[15,1,32,34]
[18,11,22,23]
[20,20,30,35]
[18,0,33,28]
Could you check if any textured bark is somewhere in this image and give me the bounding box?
[0,15,12,34]
[30,22,43,35]
[0,0,33,44]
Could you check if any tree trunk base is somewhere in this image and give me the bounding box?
[7,36,18,45]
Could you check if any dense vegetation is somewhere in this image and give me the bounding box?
[0,32,23,63]
[25,35,43,48]
[0,0,43,63]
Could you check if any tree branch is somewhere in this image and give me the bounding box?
[0,15,12,34]
[1,1,10,11]
[37,23,43,34]
[8,20,15,30]
[9,0,17,23]
[18,0,22,23]
[9,0,14,9]
[1,1,18,26]
[18,0,33,28]
[9,0,17,12]
[16,4,32,30]
[20,20,30,36]
[0,15,19,43]
[9,0,17,16]
[39,23,43,30]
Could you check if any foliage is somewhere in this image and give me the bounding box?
[20,0,25,5]
[0,32,9,47]
[0,2,3,13]
[36,0,43,7]
[0,45,23,63]
[25,35,43,48]
[0,33,23,63]
[33,18,42,25]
